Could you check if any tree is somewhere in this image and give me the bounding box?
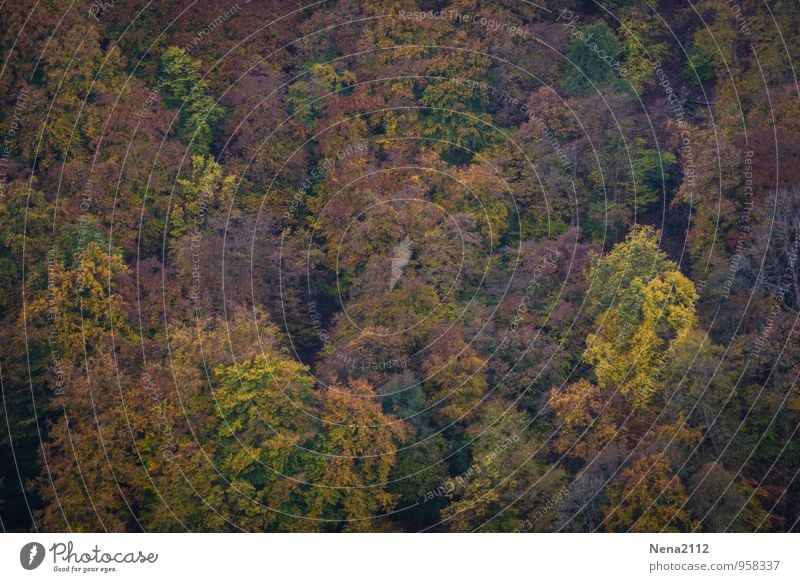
[549,380,623,461]
[743,187,800,312]
[562,22,625,97]
[35,348,151,532]
[169,154,235,238]
[420,76,493,165]
[287,63,355,130]
[618,7,670,93]
[31,241,131,363]
[441,401,567,532]
[603,454,698,532]
[388,433,451,531]
[686,463,769,532]
[204,353,321,531]
[584,227,698,406]
[685,47,715,85]
[306,380,409,531]
[140,307,316,532]
[160,47,225,154]
[422,323,488,427]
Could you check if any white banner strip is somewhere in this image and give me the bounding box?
[1,533,797,581]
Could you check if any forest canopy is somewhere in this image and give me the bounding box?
[1,0,799,533]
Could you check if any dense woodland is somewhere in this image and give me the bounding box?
[1,0,799,532]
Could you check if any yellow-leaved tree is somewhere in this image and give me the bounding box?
[584,227,698,407]
[604,454,698,532]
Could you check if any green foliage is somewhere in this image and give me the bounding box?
[388,434,451,529]
[59,218,121,266]
[210,354,319,527]
[160,46,225,154]
[685,47,715,84]
[287,63,355,129]
[630,143,677,207]
[170,154,235,238]
[420,77,493,164]
[589,135,676,218]
[3,0,798,534]
[563,22,625,96]
[520,216,570,240]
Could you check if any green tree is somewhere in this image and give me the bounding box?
[563,22,625,97]
[618,8,670,93]
[170,154,235,238]
[685,47,715,85]
[207,353,321,531]
[420,76,493,164]
[160,47,225,154]
[287,63,355,130]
